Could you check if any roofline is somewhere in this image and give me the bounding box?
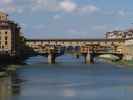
[26,38,126,42]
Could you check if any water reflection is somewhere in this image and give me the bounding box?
[0,55,133,100]
[0,77,12,100]
[11,72,21,95]
[0,71,22,100]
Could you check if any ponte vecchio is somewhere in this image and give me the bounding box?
[26,38,125,64]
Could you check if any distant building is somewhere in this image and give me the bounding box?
[105,29,133,60]
[105,29,133,39]
[125,29,133,38]
[0,11,22,56]
[105,31,126,39]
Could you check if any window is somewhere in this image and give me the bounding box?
[5,31,7,34]
[5,41,8,45]
[5,36,8,40]
[2,45,4,49]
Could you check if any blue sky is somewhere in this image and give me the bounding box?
[0,0,133,38]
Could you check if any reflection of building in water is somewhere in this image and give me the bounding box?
[0,72,21,99]
[0,77,12,100]
[11,72,21,95]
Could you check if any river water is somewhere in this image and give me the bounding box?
[0,55,133,100]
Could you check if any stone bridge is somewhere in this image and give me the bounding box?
[25,38,125,64]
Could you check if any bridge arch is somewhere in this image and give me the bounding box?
[92,53,123,61]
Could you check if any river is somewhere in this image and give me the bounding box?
[0,54,133,100]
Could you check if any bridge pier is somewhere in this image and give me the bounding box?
[75,53,80,59]
[84,53,94,64]
[76,54,80,59]
[48,53,56,64]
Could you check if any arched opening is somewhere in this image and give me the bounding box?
[94,54,123,62]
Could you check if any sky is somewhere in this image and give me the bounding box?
[0,0,133,38]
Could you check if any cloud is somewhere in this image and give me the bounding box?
[31,0,59,12]
[0,0,20,13]
[80,5,99,13]
[59,0,77,12]
[0,0,100,15]
[0,5,16,13]
[30,0,99,14]
[30,0,78,13]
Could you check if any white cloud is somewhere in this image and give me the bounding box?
[80,5,99,13]
[0,0,100,15]
[31,0,59,12]
[0,0,17,13]
[59,0,77,12]
[0,5,16,13]
[31,0,47,11]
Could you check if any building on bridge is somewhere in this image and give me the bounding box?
[105,31,126,39]
[105,29,133,60]
[106,30,133,39]
[25,38,125,64]
[123,38,133,60]
[0,11,23,56]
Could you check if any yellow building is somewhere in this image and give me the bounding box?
[0,11,21,56]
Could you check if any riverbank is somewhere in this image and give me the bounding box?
[112,60,133,67]
[100,58,133,67]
